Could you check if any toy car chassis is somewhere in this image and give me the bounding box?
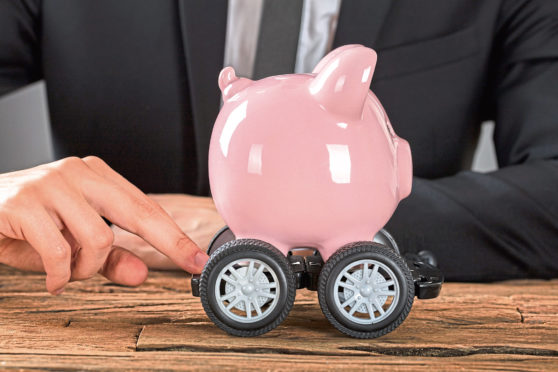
[192,227,443,339]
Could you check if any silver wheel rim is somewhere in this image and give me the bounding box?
[333,259,400,324]
[215,258,280,323]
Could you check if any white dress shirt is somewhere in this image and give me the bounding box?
[224,0,342,78]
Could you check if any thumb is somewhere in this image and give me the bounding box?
[98,246,149,286]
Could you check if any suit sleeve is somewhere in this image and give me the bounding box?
[0,0,42,96]
[385,0,558,281]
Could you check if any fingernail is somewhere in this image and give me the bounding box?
[194,251,209,269]
[53,286,65,296]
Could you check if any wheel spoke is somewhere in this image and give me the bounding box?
[220,291,237,302]
[378,290,396,296]
[259,292,276,299]
[340,294,357,308]
[348,299,363,316]
[226,296,242,311]
[365,301,376,320]
[253,263,265,281]
[229,266,244,281]
[376,280,394,288]
[369,264,379,281]
[362,262,368,281]
[247,260,255,279]
[253,299,262,316]
[372,297,385,315]
[221,274,237,285]
[343,272,361,285]
[245,299,251,318]
[338,282,357,291]
[257,282,277,289]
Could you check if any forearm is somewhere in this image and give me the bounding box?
[386,160,558,281]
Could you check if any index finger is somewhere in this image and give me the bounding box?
[75,161,208,273]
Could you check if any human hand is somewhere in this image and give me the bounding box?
[112,194,225,270]
[0,157,209,294]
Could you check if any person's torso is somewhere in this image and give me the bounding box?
[41,0,501,194]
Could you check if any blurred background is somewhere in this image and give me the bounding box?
[0,82,53,173]
[0,80,498,174]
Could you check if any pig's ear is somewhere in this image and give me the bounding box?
[311,44,360,74]
[218,67,253,101]
[309,45,377,120]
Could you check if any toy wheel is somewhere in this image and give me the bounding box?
[200,239,296,336]
[207,226,236,255]
[318,242,414,339]
[373,228,400,254]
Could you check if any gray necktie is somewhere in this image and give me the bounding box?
[252,0,304,79]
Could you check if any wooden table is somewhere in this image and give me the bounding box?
[0,264,557,371]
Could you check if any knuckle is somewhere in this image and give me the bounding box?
[57,156,83,170]
[52,157,88,178]
[82,155,107,169]
[89,227,115,251]
[50,242,70,262]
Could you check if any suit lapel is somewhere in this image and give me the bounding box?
[333,0,393,49]
[178,0,228,194]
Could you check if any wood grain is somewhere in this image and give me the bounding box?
[0,264,557,371]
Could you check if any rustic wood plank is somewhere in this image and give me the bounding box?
[1,264,557,371]
[0,352,557,371]
[0,319,142,353]
[136,289,558,356]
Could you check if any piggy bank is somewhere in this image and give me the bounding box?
[192,45,443,339]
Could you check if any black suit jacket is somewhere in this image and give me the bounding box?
[1,0,557,281]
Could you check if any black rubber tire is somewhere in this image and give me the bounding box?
[207,226,236,255]
[318,242,414,339]
[200,239,296,337]
[374,229,400,254]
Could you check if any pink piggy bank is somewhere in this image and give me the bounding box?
[194,45,443,339]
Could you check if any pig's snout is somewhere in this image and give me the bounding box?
[396,138,412,200]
